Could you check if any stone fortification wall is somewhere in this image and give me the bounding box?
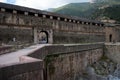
[45,48,103,80]
[105,27,120,42]
[0,3,105,44]
[0,25,33,44]
[105,43,120,63]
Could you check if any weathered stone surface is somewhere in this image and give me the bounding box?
[105,27,120,42]
[0,26,33,44]
[0,3,105,44]
[45,48,103,80]
[0,43,104,80]
[105,43,120,63]
[0,60,44,80]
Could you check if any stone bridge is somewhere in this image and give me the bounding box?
[0,2,105,44]
[0,43,104,80]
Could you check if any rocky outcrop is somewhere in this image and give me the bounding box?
[92,55,117,76]
[81,55,119,80]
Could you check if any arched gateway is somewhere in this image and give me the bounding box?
[38,31,48,44]
[33,27,53,44]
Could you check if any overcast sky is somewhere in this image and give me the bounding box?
[0,0,90,10]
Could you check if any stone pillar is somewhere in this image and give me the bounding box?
[48,29,53,44]
[33,27,38,44]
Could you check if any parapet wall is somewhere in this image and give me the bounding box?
[28,43,104,59]
[0,60,44,80]
[0,45,14,55]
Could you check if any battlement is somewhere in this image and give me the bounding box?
[0,2,104,26]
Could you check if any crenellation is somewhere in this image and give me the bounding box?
[24,12,28,15]
[64,18,67,22]
[50,16,53,19]
[0,3,104,26]
[1,8,5,12]
[73,20,76,23]
[13,10,17,14]
[42,15,46,18]
[77,21,80,23]
[34,13,38,17]
[69,19,72,22]
[57,17,60,20]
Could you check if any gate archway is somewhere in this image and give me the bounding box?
[38,31,48,44]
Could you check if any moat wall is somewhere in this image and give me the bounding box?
[45,48,103,80]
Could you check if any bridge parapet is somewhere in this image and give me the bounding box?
[28,43,104,59]
[0,59,44,80]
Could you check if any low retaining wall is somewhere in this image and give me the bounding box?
[0,46,14,55]
[0,60,44,80]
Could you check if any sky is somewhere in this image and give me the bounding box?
[0,0,90,10]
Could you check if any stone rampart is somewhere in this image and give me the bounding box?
[0,3,105,44]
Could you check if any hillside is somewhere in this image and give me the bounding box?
[51,2,95,18]
[49,0,120,23]
[91,5,120,23]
